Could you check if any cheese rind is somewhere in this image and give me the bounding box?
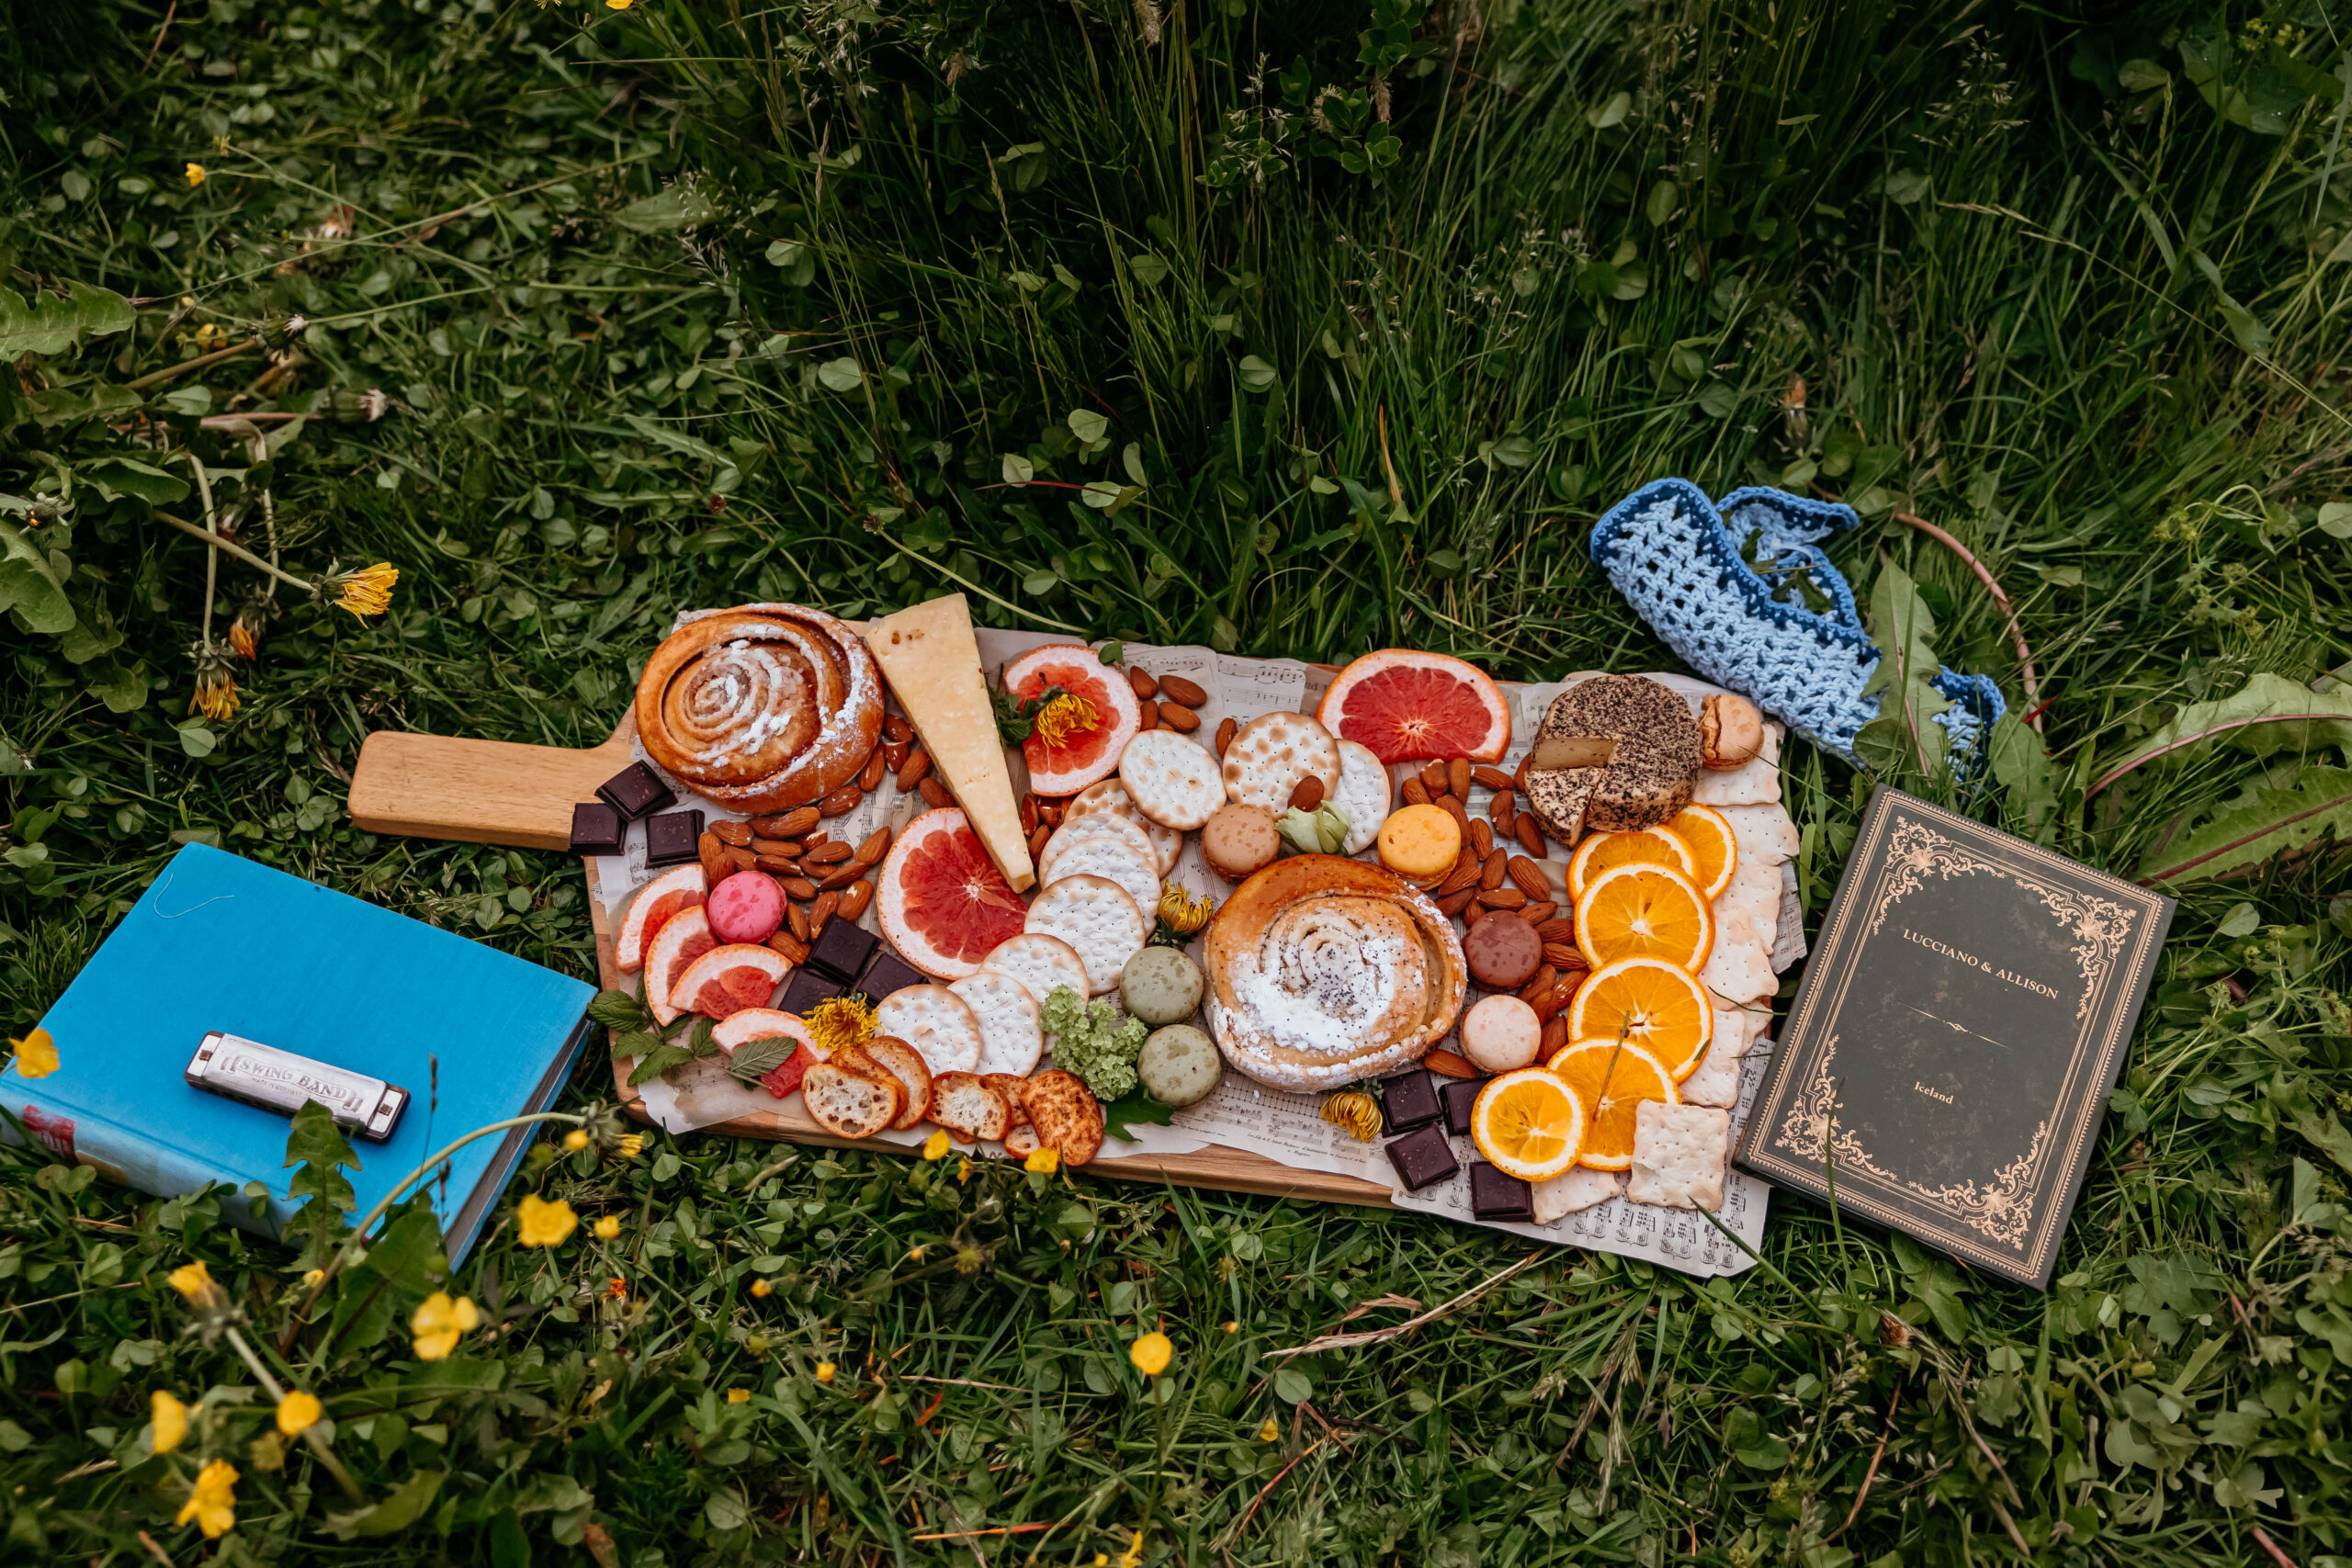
[864,595,1036,892]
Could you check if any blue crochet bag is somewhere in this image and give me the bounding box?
[1587,479,2004,764]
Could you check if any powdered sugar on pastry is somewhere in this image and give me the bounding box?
[948,971,1046,1077]
[1024,874,1147,993]
[1329,739,1392,855]
[875,985,984,1077]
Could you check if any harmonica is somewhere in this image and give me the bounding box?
[184,1032,409,1143]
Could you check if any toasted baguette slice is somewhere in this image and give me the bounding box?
[801,1063,900,1140]
[836,1037,932,1131]
[1021,1068,1104,1167]
[986,1073,1031,1128]
[1002,1122,1042,1158]
[929,1072,1010,1143]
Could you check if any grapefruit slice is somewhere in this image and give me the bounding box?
[877,807,1034,979]
[644,906,716,1026]
[673,943,791,1021]
[616,864,707,974]
[1317,649,1510,762]
[1002,644,1141,795]
[712,1010,821,1097]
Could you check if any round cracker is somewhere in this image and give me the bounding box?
[1330,739,1393,855]
[948,971,1046,1077]
[979,932,1091,1010]
[1066,776,1180,874]
[1120,729,1226,830]
[1221,711,1341,811]
[1044,834,1159,916]
[1024,874,1146,994]
[1040,810,1156,881]
[875,985,984,1077]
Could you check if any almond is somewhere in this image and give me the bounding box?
[882,714,913,745]
[1542,942,1582,967]
[1436,794,1470,838]
[1039,799,1065,827]
[787,903,810,942]
[1418,761,1449,797]
[1518,965,1558,1006]
[753,852,799,874]
[1447,758,1472,800]
[1290,776,1325,811]
[1020,793,1041,834]
[1436,886,1478,916]
[1469,818,1494,860]
[1514,814,1548,859]
[883,739,910,773]
[1159,674,1208,708]
[697,834,729,886]
[820,863,864,891]
[818,785,864,818]
[710,819,752,847]
[1128,665,1159,701]
[1422,1048,1479,1079]
[799,829,829,852]
[1540,1014,1569,1055]
[1480,848,1509,892]
[755,807,821,839]
[1522,900,1558,927]
[1487,788,1514,827]
[811,890,840,927]
[1480,887,1528,910]
[1508,856,1551,900]
[1028,824,1051,860]
[749,833,800,855]
[723,845,757,874]
[919,777,953,809]
[1472,764,1515,793]
[781,876,819,901]
[860,750,888,792]
[1536,918,1577,944]
[1137,699,1159,732]
[768,931,809,965]
[1215,716,1237,757]
[1401,776,1431,807]
[805,840,854,867]
[854,828,892,867]
[898,750,933,792]
[1159,700,1201,732]
[1438,856,1483,897]
[839,879,875,920]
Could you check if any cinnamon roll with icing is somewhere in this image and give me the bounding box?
[633,604,884,813]
[1204,855,1466,1090]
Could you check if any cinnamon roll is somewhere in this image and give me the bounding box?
[633,604,884,813]
[1204,855,1466,1090]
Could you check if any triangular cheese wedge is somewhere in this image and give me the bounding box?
[864,594,1036,891]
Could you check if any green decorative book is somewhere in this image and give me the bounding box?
[1736,787,2175,1288]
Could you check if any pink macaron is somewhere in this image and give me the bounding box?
[705,870,786,945]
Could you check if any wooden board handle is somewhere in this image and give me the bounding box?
[351,728,635,851]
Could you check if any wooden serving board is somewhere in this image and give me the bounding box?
[349,716,1398,1210]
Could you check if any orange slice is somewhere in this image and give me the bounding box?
[1544,1038,1679,1170]
[1469,1067,1588,1180]
[1567,957,1713,1080]
[1574,862,1714,971]
[1568,827,1695,897]
[1668,804,1737,901]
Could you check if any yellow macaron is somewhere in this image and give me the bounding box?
[1377,803,1462,886]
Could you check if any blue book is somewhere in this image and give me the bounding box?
[1,843,595,1265]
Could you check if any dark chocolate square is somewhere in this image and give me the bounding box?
[596,761,676,820]
[777,966,845,1017]
[1441,1076,1489,1138]
[1378,1068,1441,1133]
[1468,1162,1532,1223]
[569,801,625,858]
[808,919,878,983]
[643,809,706,867]
[1385,1125,1458,1192]
[856,950,927,1001]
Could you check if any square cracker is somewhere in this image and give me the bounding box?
[1628,1101,1731,1211]
[1681,1009,1765,1109]
[1532,1167,1623,1224]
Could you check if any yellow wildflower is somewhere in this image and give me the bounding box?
[331,563,399,618]
[166,1260,214,1301]
[564,1129,590,1151]
[616,1134,644,1159]
[1034,692,1099,748]
[177,1458,238,1538]
[191,321,227,350]
[909,1246,925,1263]
[1318,1091,1381,1143]
[1155,884,1212,938]
[957,1157,973,1184]
[276,1390,321,1437]
[1119,1528,1147,1568]
[594,1214,621,1240]
[604,1276,628,1302]
[1257,1416,1280,1441]
[606,0,635,8]
[922,1129,952,1161]
[516,1194,577,1248]
[1223,1320,1238,1335]
[1024,1146,1061,1175]
[814,1361,836,1383]
[1128,1332,1172,1378]
[727,1388,751,1404]
[186,163,208,188]
[804,996,877,1056]
[750,1278,772,1298]
[227,615,259,662]
[151,1391,187,1454]
[193,666,239,722]
[8,1027,58,1079]
[409,1292,480,1361]
[301,1269,324,1288]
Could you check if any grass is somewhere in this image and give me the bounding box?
[3,0,2352,1563]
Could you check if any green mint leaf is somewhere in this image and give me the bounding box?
[726,1035,799,1082]
[586,988,648,1031]
[1097,641,1124,666]
[1102,1089,1176,1142]
[627,1045,696,1086]
[611,1029,660,1064]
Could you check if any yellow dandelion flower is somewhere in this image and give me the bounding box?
[805,996,878,1056]
[750,1278,772,1298]
[1118,1529,1147,1568]
[1257,1416,1280,1441]
[1128,1332,1172,1378]
[606,0,636,8]
[151,1391,187,1454]
[177,1458,238,1538]
[1223,1320,1238,1335]
[594,1214,621,1240]
[616,1134,644,1159]
[1034,692,1099,748]
[185,163,207,188]
[814,1361,837,1383]
[1319,1090,1381,1143]
[956,1157,973,1184]
[191,321,227,351]
[909,1246,925,1263]
[922,1129,952,1161]
[301,1269,324,1288]
[727,1387,751,1404]
[516,1194,577,1248]
[1024,1146,1060,1175]
[604,1276,628,1302]
[193,666,240,722]
[275,1390,321,1437]
[564,1129,590,1151]
[331,563,399,618]
[227,615,260,662]
[8,1027,59,1079]
[1155,885,1213,937]
[410,1292,480,1361]
[166,1260,213,1301]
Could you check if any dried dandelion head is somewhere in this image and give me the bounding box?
[330,562,399,618]
[228,614,261,662]
[1034,692,1099,748]
[1319,1090,1382,1143]
[190,645,240,722]
[805,995,878,1056]
[1151,885,1213,947]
